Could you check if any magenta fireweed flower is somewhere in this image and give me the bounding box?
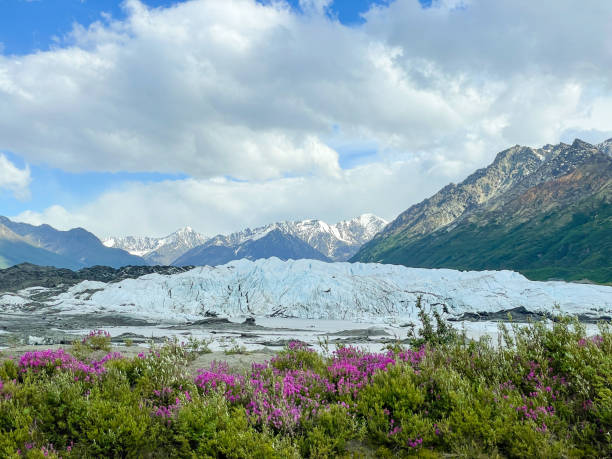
[407,437,423,448]
[287,341,311,351]
[82,329,111,344]
[535,423,548,433]
[17,348,122,380]
[149,386,192,420]
[194,344,426,432]
[195,362,243,393]
[578,335,604,348]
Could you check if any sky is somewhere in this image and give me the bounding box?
[1,0,611,239]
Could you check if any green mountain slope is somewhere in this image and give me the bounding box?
[353,140,612,284]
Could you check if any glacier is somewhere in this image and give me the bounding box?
[1,258,610,324]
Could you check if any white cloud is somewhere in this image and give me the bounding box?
[3,0,612,235]
[12,156,451,237]
[0,154,31,200]
[298,0,333,16]
[4,0,598,179]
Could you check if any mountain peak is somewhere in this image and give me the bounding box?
[103,228,208,265]
[572,138,593,149]
[171,214,387,265]
[598,138,612,156]
[172,226,198,237]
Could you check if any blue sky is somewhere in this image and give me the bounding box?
[1,0,413,55]
[1,0,184,55]
[1,0,610,237]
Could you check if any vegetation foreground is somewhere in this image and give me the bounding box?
[0,315,610,458]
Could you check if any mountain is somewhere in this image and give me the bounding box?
[103,227,208,265]
[352,139,612,284]
[173,228,331,266]
[598,138,612,156]
[290,214,387,261]
[0,216,146,269]
[0,223,80,269]
[3,258,610,323]
[171,214,387,266]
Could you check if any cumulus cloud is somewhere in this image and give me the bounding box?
[0,154,31,200]
[3,0,612,235]
[5,0,608,179]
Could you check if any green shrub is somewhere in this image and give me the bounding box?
[0,312,609,457]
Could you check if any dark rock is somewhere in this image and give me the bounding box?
[110,332,149,343]
[255,339,310,347]
[449,306,550,322]
[243,317,256,326]
[239,332,259,338]
[330,327,391,337]
[191,317,232,326]
[0,263,196,292]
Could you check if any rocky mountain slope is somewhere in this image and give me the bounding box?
[103,227,208,265]
[174,214,387,266]
[353,139,612,284]
[599,138,612,155]
[0,217,146,269]
[290,214,387,261]
[2,258,610,324]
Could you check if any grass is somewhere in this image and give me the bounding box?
[0,312,610,458]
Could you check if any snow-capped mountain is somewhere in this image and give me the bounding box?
[173,228,331,266]
[103,227,208,266]
[2,258,610,324]
[104,215,386,267]
[175,214,387,266]
[291,214,388,261]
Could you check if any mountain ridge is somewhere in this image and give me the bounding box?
[103,214,387,267]
[352,139,612,284]
[174,228,332,266]
[0,216,146,269]
[172,214,387,266]
[103,227,209,265]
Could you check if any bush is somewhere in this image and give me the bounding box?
[0,313,609,457]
